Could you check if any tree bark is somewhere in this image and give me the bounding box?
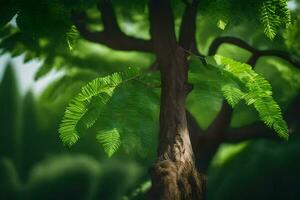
[148,1,205,199]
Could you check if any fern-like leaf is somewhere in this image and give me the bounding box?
[276,0,291,28]
[59,67,139,147]
[260,1,279,39]
[284,15,300,57]
[96,128,121,157]
[221,84,244,107]
[206,55,289,140]
[66,25,80,51]
[260,0,291,39]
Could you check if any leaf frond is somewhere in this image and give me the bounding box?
[205,55,289,140]
[59,67,139,147]
[260,0,291,39]
[96,128,121,157]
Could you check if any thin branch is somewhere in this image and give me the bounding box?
[223,123,276,143]
[179,0,199,50]
[258,50,300,68]
[224,96,300,143]
[224,93,300,143]
[208,36,256,56]
[97,0,121,33]
[208,36,300,68]
[148,60,159,71]
[193,102,233,171]
[72,1,152,52]
[206,102,233,137]
[247,54,260,66]
[179,0,206,64]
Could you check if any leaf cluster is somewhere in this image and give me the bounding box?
[260,0,291,39]
[189,55,289,139]
[59,67,160,158]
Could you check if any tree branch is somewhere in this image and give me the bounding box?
[208,36,256,56]
[72,1,152,52]
[179,0,207,64]
[193,102,233,171]
[203,36,300,143]
[223,123,276,143]
[179,0,199,51]
[97,0,121,33]
[208,36,300,68]
[194,98,300,171]
[224,94,300,143]
[206,102,233,137]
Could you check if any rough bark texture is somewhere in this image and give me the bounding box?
[149,46,205,200]
[148,1,205,199]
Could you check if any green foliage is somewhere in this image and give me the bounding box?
[221,85,245,107]
[260,0,291,39]
[0,64,19,159]
[25,155,101,200]
[0,0,292,83]
[187,59,224,129]
[19,91,63,181]
[96,129,121,157]
[189,55,289,139]
[284,15,300,57]
[96,78,160,158]
[0,1,95,79]
[257,58,300,105]
[200,0,291,39]
[216,19,228,30]
[207,136,300,200]
[0,1,17,28]
[59,67,139,147]
[58,67,160,158]
[123,180,151,200]
[66,25,80,51]
[1,1,299,199]
[210,55,288,139]
[25,155,143,200]
[34,59,53,80]
[0,158,20,200]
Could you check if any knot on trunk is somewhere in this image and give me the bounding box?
[149,160,205,200]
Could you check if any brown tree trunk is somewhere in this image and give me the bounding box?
[148,1,205,199]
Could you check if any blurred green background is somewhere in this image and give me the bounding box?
[1,0,300,199]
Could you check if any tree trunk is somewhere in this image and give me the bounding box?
[149,46,206,200]
[148,1,205,199]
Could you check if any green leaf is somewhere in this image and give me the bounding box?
[34,62,52,80]
[66,25,79,51]
[221,84,244,107]
[217,19,228,30]
[59,67,140,147]
[260,0,291,39]
[284,15,300,57]
[96,128,121,157]
[205,55,289,140]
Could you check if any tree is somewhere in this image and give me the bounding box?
[1,0,299,199]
